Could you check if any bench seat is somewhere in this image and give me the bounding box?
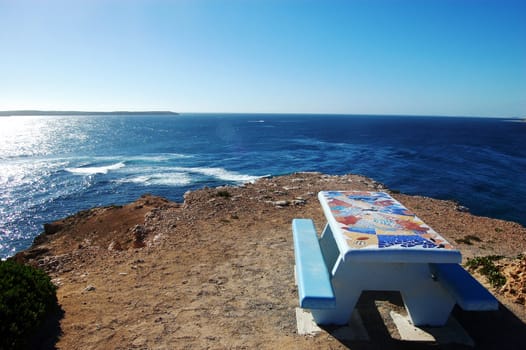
[292,219,335,309]
[430,263,498,311]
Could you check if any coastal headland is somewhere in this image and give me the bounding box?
[14,172,526,349]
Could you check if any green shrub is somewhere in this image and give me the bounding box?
[216,190,231,198]
[455,234,482,245]
[465,255,506,288]
[0,260,58,349]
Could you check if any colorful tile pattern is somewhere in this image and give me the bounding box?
[321,191,456,251]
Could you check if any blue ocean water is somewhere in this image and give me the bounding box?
[1,114,525,259]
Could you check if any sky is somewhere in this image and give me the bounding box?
[0,0,525,117]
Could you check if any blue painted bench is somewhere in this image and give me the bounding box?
[430,263,499,311]
[292,219,336,309]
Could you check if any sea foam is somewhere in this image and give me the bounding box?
[118,173,192,186]
[172,166,263,183]
[116,167,263,187]
[66,162,125,175]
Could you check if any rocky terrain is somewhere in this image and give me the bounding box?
[14,172,526,349]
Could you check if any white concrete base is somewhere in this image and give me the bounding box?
[390,311,475,346]
[295,308,369,341]
[295,308,321,336]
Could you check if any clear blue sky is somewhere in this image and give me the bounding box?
[0,0,525,117]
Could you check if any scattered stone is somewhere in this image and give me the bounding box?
[51,278,62,287]
[44,222,63,235]
[32,233,50,246]
[84,285,96,292]
[455,205,470,212]
[132,225,148,248]
[20,247,49,259]
[108,241,123,251]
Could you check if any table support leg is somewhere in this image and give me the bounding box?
[401,279,456,326]
[312,261,456,327]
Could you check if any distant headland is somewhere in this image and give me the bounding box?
[0,110,178,116]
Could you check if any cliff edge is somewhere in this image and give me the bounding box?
[14,173,526,349]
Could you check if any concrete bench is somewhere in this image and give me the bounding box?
[430,263,499,311]
[292,219,335,309]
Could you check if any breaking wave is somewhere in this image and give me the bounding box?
[172,166,264,183]
[66,162,125,175]
[118,173,192,186]
[115,167,263,187]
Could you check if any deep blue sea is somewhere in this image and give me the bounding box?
[1,114,525,259]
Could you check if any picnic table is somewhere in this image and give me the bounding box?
[292,191,498,327]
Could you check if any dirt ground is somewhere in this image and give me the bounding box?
[15,172,526,349]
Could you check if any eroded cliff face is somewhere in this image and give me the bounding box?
[12,173,526,349]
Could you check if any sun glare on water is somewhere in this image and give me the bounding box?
[0,116,90,159]
[0,116,87,257]
[0,116,55,158]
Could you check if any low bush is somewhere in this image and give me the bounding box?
[465,255,506,288]
[216,190,231,198]
[455,234,482,245]
[0,260,58,349]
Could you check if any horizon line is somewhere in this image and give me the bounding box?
[0,109,521,119]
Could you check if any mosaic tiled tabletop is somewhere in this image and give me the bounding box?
[318,191,461,263]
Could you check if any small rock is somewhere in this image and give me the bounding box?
[455,205,469,212]
[132,225,148,248]
[274,200,290,207]
[51,278,62,287]
[84,285,96,292]
[44,222,62,235]
[108,241,123,251]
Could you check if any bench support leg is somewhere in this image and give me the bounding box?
[311,289,361,325]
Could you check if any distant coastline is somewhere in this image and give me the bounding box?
[0,110,178,116]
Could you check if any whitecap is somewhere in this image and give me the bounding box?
[149,173,192,186]
[66,162,125,175]
[127,153,192,162]
[118,175,151,184]
[118,173,192,186]
[172,166,263,183]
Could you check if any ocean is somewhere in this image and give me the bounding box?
[1,114,525,259]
